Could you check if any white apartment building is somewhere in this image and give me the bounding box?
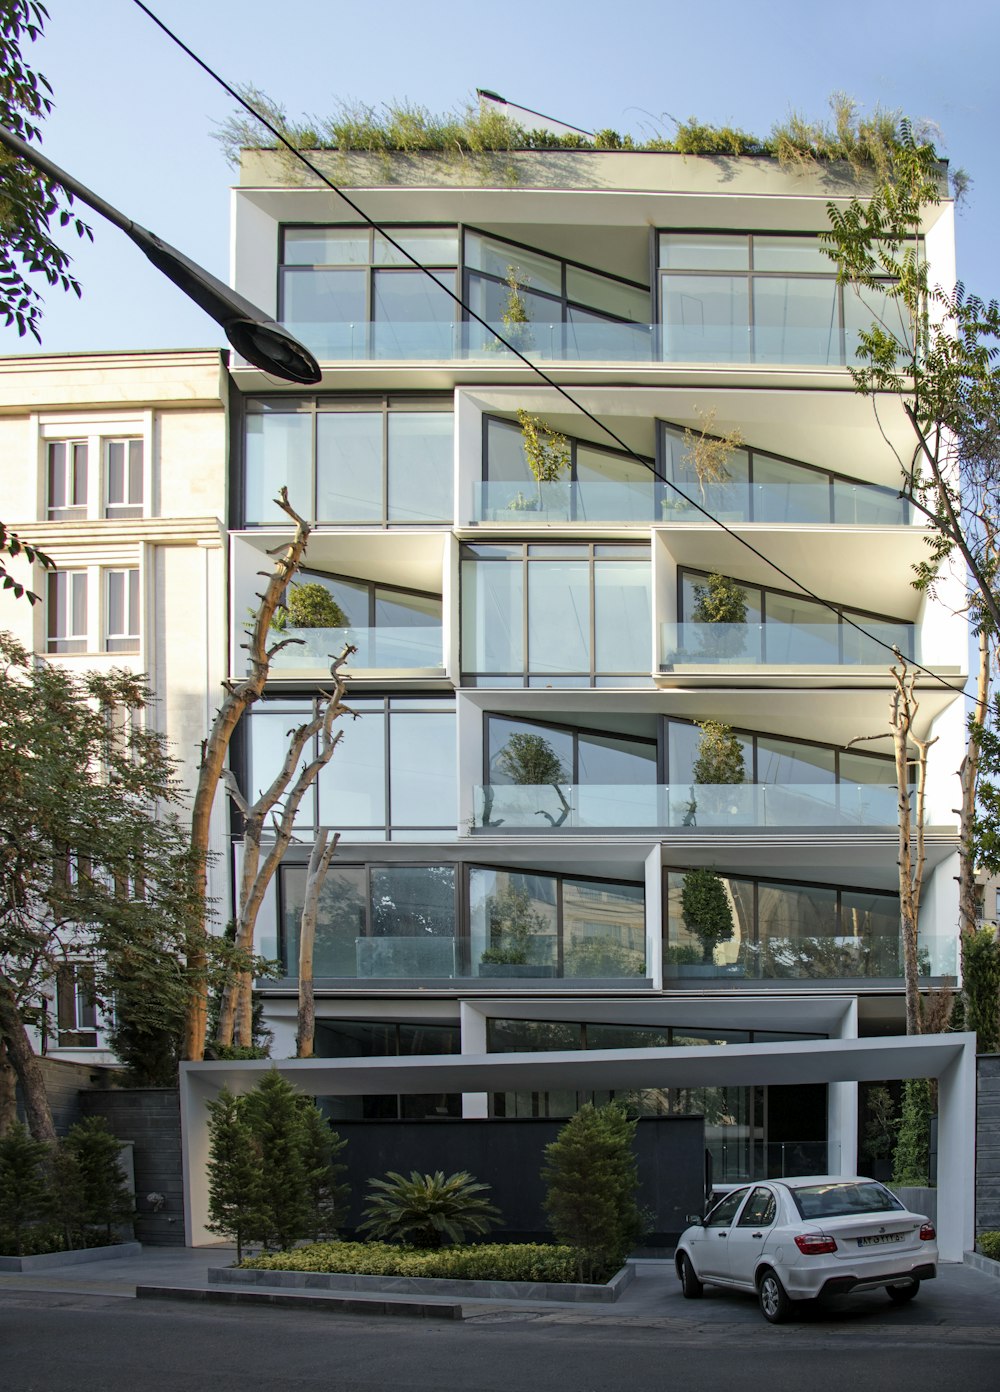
[227,147,964,1182]
[0,348,231,1062]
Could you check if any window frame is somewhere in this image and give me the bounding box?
[103,437,144,519]
[46,439,89,520]
[104,567,141,654]
[46,569,89,654]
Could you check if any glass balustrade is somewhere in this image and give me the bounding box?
[661,621,916,667]
[475,479,659,523]
[474,782,905,831]
[661,480,909,527]
[268,625,444,673]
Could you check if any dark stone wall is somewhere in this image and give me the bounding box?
[15,1058,115,1135]
[977,1055,1000,1236]
[330,1114,706,1245]
[80,1089,185,1246]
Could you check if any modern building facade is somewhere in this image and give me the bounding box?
[0,348,231,1062]
[223,145,965,1184]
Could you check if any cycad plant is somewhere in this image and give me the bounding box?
[359,1170,502,1248]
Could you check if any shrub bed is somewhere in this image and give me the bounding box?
[977,1231,1000,1262]
[239,1240,582,1283]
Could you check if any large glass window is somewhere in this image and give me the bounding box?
[659,421,908,526]
[243,398,453,526]
[664,868,900,980]
[249,696,456,840]
[461,543,651,686]
[658,232,904,366]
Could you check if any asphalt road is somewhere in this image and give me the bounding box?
[2,1274,998,1392]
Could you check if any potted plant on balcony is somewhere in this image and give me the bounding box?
[503,409,571,518]
[679,867,735,972]
[662,408,743,518]
[271,583,350,665]
[684,720,747,824]
[486,732,571,828]
[478,885,556,977]
[691,572,748,660]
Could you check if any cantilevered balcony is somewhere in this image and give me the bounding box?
[473,781,906,833]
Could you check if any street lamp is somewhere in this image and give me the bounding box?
[0,124,321,385]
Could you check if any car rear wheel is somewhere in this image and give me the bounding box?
[757,1268,792,1324]
[680,1254,703,1299]
[886,1279,920,1304]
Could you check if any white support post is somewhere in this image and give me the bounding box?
[459,1001,489,1118]
[935,1035,977,1262]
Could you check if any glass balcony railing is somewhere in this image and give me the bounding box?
[662,480,910,527]
[268,625,444,673]
[475,480,659,524]
[280,320,867,368]
[660,621,916,668]
[664,934,957,982]
[475,782,905,832]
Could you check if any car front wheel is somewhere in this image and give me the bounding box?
[757,1268,792,1324]
[680,1253,703,1299]
[886,1280,920,1304]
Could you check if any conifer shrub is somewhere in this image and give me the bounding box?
[0,1124,51,1255]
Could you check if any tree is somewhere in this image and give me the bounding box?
[0,1,92,343]
[542,1102,640,1281]
[691,721,746,786]
[206,1087,262,1262]
[480,884,549,966]
[0,522,52,606]
[0,633,196,1139]
[359,1170,502,1248]
[495,732,567,786]
[63,1116,133,1242]
[681,407,744,501]
[892,1078,933,1186]
[239,1070,312,1251]
[680,868,735,965]
[296,1099,349,1241]
[215,652,352,1051]
[295,827,339,1059]
[960,925,1000,1054]
[271,582,348,631]
[184,488,312,1062]
[692,573,748,659]
[0,1121,49,1254]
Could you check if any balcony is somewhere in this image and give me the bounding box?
[279,319,868,369]
[474,479,658,524]
[268,625,444,676]
[664,933,957,983]
[474,782,905,833]
[662,479,910,528]
[660,621,916,670]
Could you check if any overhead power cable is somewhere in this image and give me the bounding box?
[130,0,959,696]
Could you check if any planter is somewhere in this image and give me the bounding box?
[210,1260,635,1304]
[478,962,557,979]
[0,1241,142,1273]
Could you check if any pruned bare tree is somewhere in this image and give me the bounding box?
[184,488,312,1061]
[295,828,340,1059]
[214,647,354,1051]
[850,656,937,1035]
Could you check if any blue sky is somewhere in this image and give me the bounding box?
[9,0,1000,354]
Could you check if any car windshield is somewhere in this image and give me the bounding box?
[790,1182,905,1220]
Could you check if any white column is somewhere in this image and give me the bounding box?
[459,1000,489,1118]
[935,1034,977,1262]
[828,998,858,1175]
[644,846,663,989]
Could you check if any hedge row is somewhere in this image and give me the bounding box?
[239,1239,581,1283]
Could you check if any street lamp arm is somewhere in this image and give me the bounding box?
[0,123,321,385]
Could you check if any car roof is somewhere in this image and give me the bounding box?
[773,1175,877,1190]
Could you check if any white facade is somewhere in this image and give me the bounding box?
[222,148,965,1184]
[0,349,231,1062]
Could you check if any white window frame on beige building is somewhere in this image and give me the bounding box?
[37,410,154,522]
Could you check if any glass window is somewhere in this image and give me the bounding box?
[316,705,386,829]
[461,554,524,674]
[752,237,833,273]
[365,866,458,978]
[282,267,366,325]
[245,410,312,524]
[105,439,143,517]
[737,1187,777,1226]
[284,229,370,266]
[373,270,456,325]
[374,229,459,266]
[562,879,645,978]
[387,412,453,522]
[388,710,456,828]
[55,963,98,1047]
[47,440,88,520]
[316,412,382,522]
[662,276,750,361]
[485,417,533,484]
[528,559,590,674]
[706,1187,749,1226]
[469,867,558,976]
[465,233,563,297]
[659,234,749,271]
[594,560,652,674]
[566,266,648,322]
[282,864,367,977]
[752,277,840,365]
[488,1019,581,1052]
[47,570,87,654]
[105,568,139,653]
[756,738,835,784]
[577,732,656,784]
[488,717,573,785]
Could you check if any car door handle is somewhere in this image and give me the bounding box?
[752,1232,763,1238]
[716,1232,727,1237]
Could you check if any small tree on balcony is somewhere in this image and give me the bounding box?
[272,582,348,631]
[692,722,746,785]
[691,574,748,660]
[496,732,567,786]
[681,408,744,502]
[680,868,735,965]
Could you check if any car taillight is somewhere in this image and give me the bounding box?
[919,1222,936,1241]
[794,1233,838,1255]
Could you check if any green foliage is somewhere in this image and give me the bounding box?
[861,1084,898,1162]
[495,732,567,785]
[0,1,93,343]
[208,1072,349,1254]
[563,934,645,978]
[692,721,746,785]
[977,1231,1000,1261]
[480,885,550,966]
[542,1101,641,1282]
[672,118,768,157]
[680,868,735,964]
[0,520,52,605]
[516,410,571,485]
[961,927,1000,1053]
[0,632,196,1086]
[63,1117,132,1241]
[0,1122,49,1254]
[359,1170,502,1249]
[892,1078,933,1186]
[692,573,748,626]
[272,582,348,631]
[771,93,930,183]
[240,1239,581,1283]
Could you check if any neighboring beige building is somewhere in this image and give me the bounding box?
[0,348,231,1061]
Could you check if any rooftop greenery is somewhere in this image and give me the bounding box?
[217,90,958,191]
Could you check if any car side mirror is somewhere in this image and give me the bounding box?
[686,1213,705,1225]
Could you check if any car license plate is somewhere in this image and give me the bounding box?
[857,1232,905,1247]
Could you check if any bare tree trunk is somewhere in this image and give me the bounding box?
[0,1038,18,1137]
[184,488,312,1061]
[0,978,55,1143]
[296,829,339,1059]
[215,648,353,1050]
[958,627,991,940]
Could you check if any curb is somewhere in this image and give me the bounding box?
[964,1250,1000,1280]
[135,1284,463,1319]
[0,1242,143,1273]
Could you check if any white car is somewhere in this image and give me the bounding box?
[675,1176,938,1323]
